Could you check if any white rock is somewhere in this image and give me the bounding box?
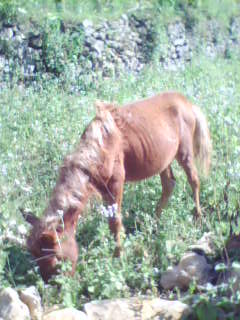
[84,297,190,320]
[43,307,88,320]
[0,287,30,320]
[19,286,43,320]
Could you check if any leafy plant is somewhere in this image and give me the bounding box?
[41,18,84,75]
[0,0,17,24]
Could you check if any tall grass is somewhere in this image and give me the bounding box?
[1,53,240,307]
[0,0,240,316]
[1,0,239,24]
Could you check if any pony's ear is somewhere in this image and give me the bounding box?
[20,209,40,226]
[95,100,108,117]
[63,208,79,233]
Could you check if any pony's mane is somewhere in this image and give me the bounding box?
[43,102,120,222]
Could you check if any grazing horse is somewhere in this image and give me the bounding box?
[23,92,211,282]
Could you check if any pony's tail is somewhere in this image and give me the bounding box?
[192,105,212,177]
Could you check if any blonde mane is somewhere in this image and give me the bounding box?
[44,102,121,222]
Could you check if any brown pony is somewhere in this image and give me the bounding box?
[23,92,211,282]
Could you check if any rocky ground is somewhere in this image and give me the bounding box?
[1,232,239,320]
[0,13,240,87]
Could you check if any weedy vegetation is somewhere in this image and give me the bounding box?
[0,0,240,318]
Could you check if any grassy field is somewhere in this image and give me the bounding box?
[1,0,239,25]
[1,0,240,317]
[1,54,240,304]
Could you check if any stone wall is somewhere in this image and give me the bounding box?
[0,13,239,85]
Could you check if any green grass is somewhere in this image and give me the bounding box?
[1,54,240,310]
[1,0,154,24]
[1,0,239,25]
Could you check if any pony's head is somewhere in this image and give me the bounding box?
[22,100,121,281]
[23,211,79,282]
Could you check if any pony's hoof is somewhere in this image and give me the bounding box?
[194,210,202,223]
[155,207,162,218]
[113,246,122,258]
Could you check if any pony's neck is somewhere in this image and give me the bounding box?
[45,169,92,218]
[43,107,120,221]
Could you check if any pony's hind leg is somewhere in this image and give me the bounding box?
[177,146,201,219]
[156,165,176,217]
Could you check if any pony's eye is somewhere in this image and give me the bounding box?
[56,225,63,233]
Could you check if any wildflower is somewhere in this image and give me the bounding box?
[99,205,108,218]
[99,203,118,218]
[225,117,233,126]
[18,7,27,14]
[107,203,118,218]
[5,229,14,238]
[15,179,20,186]
[9,220,16,228]
[18,224,27,235]
[21,185,32,194]
[57,209,64,219]
[153,267,159,275]
[1,164,7,176]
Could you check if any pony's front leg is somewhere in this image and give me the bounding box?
[108,212,123,257]
[107,176,125,257]
[103,158,125,257]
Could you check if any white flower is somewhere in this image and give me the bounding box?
[18,225,27,235]
[153,267,159,275]
[1,165,7,176]
[57,210,64,218]
[21,185,32,194]
[18,7,27,14]
[5,230,14,238]
[107,204,118,218]
[112,203,118,214]
[9,220,16,227]
[99,205,109,218]
[15,179,20,186]
[99,204,118,218]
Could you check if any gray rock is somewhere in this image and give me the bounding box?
[29,35,43,49]
[13,34,24,44]
[0,287,31,320]
[174,37,186,46]
[160,252,212,290]
[179,252,212,282]
[25,64,35,76]
[160,266,183,290]
[84,27,95,37]
[0,28,14,40]
[189,232,216,256]
[96,31,106,41]
[92,40,105,56]
[85,35,96,46]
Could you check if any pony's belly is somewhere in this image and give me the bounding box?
[124,158,171,181]
[124,139,179,181]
